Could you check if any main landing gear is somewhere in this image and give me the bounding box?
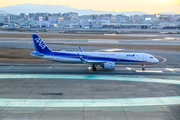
[142,65,145,71]
[92,65,97,71]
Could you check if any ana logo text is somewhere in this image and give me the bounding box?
[126,54,135,57]
[34,38,46,49]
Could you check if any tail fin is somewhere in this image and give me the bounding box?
[32,34,52,53]
[79,46,84,52]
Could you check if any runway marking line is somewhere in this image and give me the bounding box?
[0,74,179,107]
[154,55,167,63]
[0,96,180,107]
[0,74,180,85]
[135,70,163,73]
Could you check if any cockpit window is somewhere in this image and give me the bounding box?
[150,57,153,59]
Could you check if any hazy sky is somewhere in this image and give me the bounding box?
[1,0,180,13]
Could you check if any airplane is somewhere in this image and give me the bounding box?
[30,34,159,71]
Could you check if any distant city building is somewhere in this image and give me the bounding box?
[28,13,35,20]
[0,15,10,26]
[112,23,151,29]
[98,14,113,19]
[63,17,71,21]
[62,12,78,19]
[104,14,113,18]
[141,14,156,21]
[130,15,142,23]
[20,13,26,21]
[102,19,111,25]
[177,17,180,22]
[37,21,49,28]
[34,13,47,21]
[91,14,99,19]
[79,15,92,20]
[1,12,179,29]
[81,20,91,28]
[156,16,171,22]
[116,14,129,22]
[48,16,59,26]
[67,12,78,19]
[10,15,20,22]
[110,16,116,23]
[52,13,61,17]
[91,19,103,28]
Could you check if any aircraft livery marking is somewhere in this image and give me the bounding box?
[34,38,47,49]
[127,54,135,57]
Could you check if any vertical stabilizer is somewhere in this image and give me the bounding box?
[32,34,52,53]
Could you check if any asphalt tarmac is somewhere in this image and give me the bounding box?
[0,38,180,47]
[0,37,180,120]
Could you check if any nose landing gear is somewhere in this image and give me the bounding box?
[142,65,145,71]
[92,65,97,71]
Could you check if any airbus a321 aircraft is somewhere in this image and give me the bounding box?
[30,34,159,71]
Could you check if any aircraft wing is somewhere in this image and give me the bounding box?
[77,53,106,65]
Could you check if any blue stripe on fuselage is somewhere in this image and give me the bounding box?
[44,52,146,63]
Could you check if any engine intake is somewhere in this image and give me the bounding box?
[103,62,115,70]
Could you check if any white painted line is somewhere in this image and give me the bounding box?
[135,70,163,73]
[97,48,124,52]
[154,55,167,63]
[88,40,118,43]
[104,34,117,36]
[8,66,12,69]
[166,68,180,71]
[126,67,132,70]
[0,96,180,107]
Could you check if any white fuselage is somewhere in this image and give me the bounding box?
[30,51,159,65]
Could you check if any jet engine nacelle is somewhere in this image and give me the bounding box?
[103,62,115,70]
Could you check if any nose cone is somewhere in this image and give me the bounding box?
[155,58,159,63]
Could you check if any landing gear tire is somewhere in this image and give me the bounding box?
[93,67,96,71]
[142,65,145,71]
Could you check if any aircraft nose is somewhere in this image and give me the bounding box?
[155,58,159,63]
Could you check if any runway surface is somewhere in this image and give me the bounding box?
[1,64,180,75]
[0,38,180,47]
[0,37,180,120]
